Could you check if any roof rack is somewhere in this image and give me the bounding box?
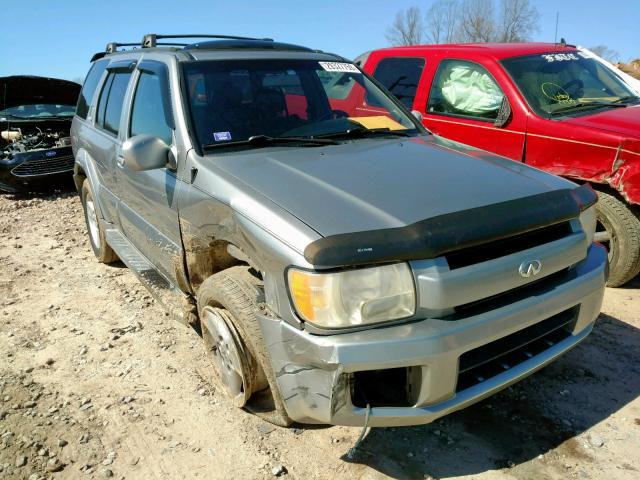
[106,42,139,54]
[141,34,273,48]
[93,33,322,61]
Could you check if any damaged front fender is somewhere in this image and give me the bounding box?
[608,139,640,204]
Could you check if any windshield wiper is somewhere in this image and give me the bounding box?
[315,126,412,140]
[551,101,627,116]
[612,95,640,104]
[0,113,29,119]
[202,135,338,151]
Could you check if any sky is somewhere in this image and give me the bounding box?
[1,0,638,82]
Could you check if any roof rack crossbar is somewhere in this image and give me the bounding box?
[142,34,273,48]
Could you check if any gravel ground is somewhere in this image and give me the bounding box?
[0,187,639,480]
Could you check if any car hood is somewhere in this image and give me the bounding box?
[0,76,81,110]
[211,135,575,237]
[561,104,640,140]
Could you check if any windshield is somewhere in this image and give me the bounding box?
[502,52,639,117]
[182,59,421,149]
[0,103,76,119]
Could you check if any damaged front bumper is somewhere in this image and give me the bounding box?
[257,244,607,427]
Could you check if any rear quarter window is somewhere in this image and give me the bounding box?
[76,59,109,119]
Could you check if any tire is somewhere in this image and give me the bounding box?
[594,191,640,287]
[81,180,118,264]
[197,266,292,427]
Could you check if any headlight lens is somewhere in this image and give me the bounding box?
[287,263,416,328]
[579,205,597,244]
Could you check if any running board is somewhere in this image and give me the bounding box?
[105,229,192,325]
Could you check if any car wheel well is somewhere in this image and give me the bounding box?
[184,237,258,294]
[73,164,86,193]
[591,183,640,215]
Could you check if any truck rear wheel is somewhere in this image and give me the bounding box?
[594,191,640,287]
[197,266,292,426]
[81,180,118,264]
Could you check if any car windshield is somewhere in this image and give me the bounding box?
[182,59,421,149]
[502,52,639,117]
[0,104,76,119]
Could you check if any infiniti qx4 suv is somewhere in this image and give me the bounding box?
[71,34,606,427]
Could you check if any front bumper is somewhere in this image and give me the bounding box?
[258,244,607,427]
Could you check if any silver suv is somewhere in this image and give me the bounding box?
[71,34,607,427]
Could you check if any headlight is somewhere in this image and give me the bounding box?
[579,205,597,244]
[287,263,416,329]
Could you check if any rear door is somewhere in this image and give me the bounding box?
[88,61,135,221]
[422,58,525,160]
[114,59,182,283]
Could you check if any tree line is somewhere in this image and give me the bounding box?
[386,0,540,46]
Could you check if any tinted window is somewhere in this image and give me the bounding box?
[95,74,113,129]
[373,57,425,107]
[183,59,420,150]
[96,71,132,135]
[130,70,173,145]
[427,60,504,120]
[76,59,108,119]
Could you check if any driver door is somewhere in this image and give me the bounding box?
[114,60,183,283]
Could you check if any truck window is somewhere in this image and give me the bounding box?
[427,59,504,121]
[130,70,173,145]
[501,52,637,117]
[372,57,425,108]
[96,71,132,136]
[76,59,109,119]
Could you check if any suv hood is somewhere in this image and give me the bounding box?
[561,104,640,140]
[212,136,575,237]
[0,76,81,111]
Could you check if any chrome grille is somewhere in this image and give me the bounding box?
[11,155,75,177]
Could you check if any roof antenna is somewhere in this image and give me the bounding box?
[554,12,559,43]
[560,37,567,47]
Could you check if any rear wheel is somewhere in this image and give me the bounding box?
[593,191,640,287]
[197,266,292,426]
[81,181,118,264]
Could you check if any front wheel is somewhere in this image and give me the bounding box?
[593,191,640,287]
[197,266,292,426]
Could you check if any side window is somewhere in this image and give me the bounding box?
[372,57,425,107]
[96,71,132,136]
[95,74,113,130]
[130,69,173,145]
[76,59,109,119]
[427,59,504,120]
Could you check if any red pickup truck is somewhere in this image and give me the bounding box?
[356,43,640,286]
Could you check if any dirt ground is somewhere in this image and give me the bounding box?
[0,187,639,480]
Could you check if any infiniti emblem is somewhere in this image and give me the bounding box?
[519,259,542,278]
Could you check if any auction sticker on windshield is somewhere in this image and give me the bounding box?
[318,62,360,73]
[213,131,232,141]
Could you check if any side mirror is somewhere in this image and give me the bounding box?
[122,135,171,171]
[411,110,424,122]
[493,96,512,128]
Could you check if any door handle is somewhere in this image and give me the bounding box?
[116,155,125,168]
